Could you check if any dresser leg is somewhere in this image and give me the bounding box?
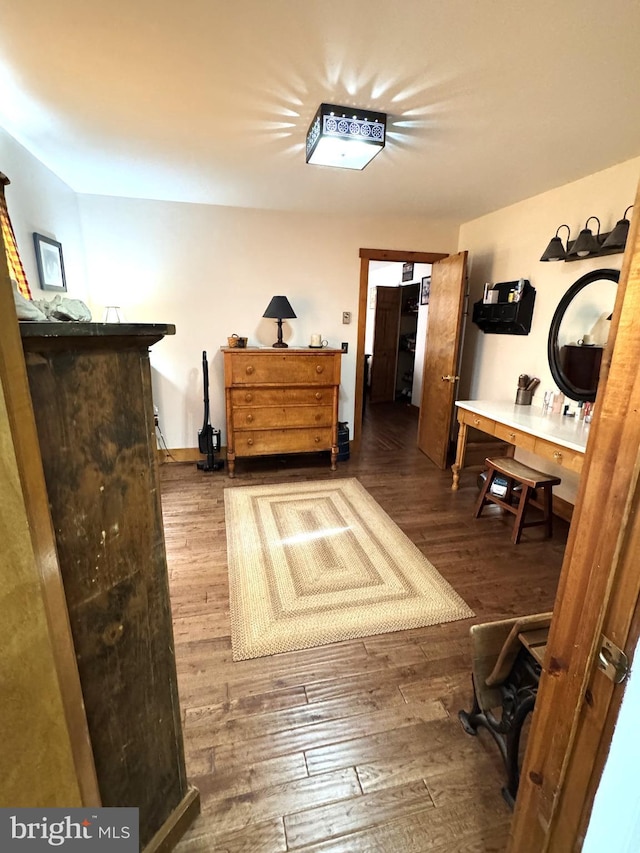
[330,446,338,471]
[227,452,236,478]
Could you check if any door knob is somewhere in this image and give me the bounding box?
[441,374,460,382]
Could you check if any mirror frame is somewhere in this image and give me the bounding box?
[548,268,619,402]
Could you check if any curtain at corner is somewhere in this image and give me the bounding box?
[0,172,32,300]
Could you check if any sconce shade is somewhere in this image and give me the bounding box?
[262,296,297,320]
[601,205,633,251]
[263,295,296,348]
[570,216,601,258]
[306,103,386,170]
[540,224,571,262]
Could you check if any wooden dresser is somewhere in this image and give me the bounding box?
[222,347,342,477]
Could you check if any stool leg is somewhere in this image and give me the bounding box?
[512,484,532,545]
[474,467,495,518]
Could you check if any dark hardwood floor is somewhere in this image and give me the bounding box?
[164,402,568,852]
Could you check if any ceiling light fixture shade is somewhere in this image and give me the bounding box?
[306,103,386,170]
[601,205,634,251]
[540,224,571,262]
[569,216,602,258]
[263,295,297,348]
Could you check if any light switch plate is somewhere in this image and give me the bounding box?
[341,342,348,353]
[342,311,351,324]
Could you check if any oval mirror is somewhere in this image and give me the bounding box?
[548,268,619,402]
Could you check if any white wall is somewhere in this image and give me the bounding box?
[457,156,640,502]
[76,194,457,449]
[0,128,88,304]
[583,659,640,853]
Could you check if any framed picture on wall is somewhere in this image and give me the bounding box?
[402,262,414,282]
[420,275,431,305]
[33,232,67,292]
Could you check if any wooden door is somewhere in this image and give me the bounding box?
[416,251,468,468]
[369,285,401,403]
[509,184,640,851]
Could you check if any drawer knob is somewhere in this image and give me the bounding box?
[315,392,322,400]
[245,365,254,375]
[245,393,252,402]
[247,438,254,446]
[315,365,324,374]
[473,417,480,425]
[314,436,321,443]
[246,414,253,423]
[509,432,516,440]
[553,451,562,461]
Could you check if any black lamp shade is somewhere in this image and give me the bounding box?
[263,296,296,348]
[570,216,601,258]
[540,224,570,262]
[540,236,566,262]
[263,296,297,319]
[602,206,633,251]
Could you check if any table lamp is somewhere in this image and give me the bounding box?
[262,296,297,348]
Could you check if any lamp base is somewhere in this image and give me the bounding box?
[272,341,288,348]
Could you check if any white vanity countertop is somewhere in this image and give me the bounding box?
[456,400,591,453]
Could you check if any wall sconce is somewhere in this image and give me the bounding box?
[306,103,386,170]
[567,216,602,259]
[263,295,297,348]
[540,224,571,262]
[540,206,633,262]
[601,205,634,251]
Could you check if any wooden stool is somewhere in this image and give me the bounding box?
[474,456,561,544]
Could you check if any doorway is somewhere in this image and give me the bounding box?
[355,248,467,471]
[365,262,432,406]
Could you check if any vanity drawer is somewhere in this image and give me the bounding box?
[461,411,496,435]
[533,438,584,473]
[232,405,333,429]
[233,427,334,456]
[494,423,537,451]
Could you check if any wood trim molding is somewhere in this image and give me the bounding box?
[143,786,200,853]
[359,248,448,263]
[354,247,451,445]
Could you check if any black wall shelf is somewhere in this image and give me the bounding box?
[472,280,536,335]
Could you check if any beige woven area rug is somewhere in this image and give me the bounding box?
[225,478,474,661]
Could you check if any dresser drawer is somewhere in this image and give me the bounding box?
[533,438,584,473]
[233,427,334,456]
[494,422,537,451]
[461,410,496,435]
[228,352,340,385]
[230,387,332,407]
[232,405,333,429]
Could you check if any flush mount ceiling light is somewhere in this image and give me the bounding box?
[305,103,386,170]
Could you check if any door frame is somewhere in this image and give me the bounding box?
[509,186,640,850]
[354,248,448,447]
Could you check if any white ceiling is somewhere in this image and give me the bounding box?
[1,0,639,222]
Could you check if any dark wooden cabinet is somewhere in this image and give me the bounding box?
[20,322,199,852]
[560,344,603,391]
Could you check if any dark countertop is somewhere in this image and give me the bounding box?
[20,322,175,338]
[19,322,176,350]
